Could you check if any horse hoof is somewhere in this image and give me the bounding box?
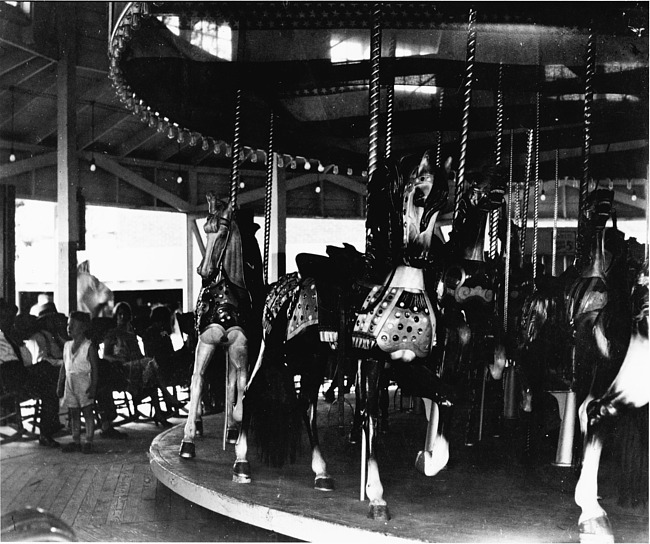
[314,477,335,491]
[226,428,239,443]
[232,461,251,484]
[179,441,195,459]
[579,515,614,544]
[195,420,203,437]
[367,503,391,521]
[415,450,448,477]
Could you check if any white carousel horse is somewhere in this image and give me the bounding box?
[179,193,263,459]
[574,268,648,544]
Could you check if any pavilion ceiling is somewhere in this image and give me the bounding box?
[0,2,648,220]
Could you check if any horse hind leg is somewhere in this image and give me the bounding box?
[301,374,334,491]
[226,333,248,443]
[180,339,216,458]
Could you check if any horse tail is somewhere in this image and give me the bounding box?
[245,294,302,468]
[617,407,649,507]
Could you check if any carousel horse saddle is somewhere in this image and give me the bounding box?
[443,260,495,305]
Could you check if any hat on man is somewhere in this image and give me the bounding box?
[36,301,59,318]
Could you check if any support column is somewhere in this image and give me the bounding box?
[269,154,286,282]
[56,3,79,315]
[1,185,16,305]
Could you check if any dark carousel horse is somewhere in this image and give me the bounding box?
[179,193,264,459]
[348,150,455,518]
[232,242,365,487]
[517,189,648,542]
[436,166,508,446]
[233,151,455,519]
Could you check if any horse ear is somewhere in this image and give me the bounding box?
[206,191,217,214]
[77,260,89,274]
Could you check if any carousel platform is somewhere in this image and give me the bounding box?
[149,393,649,543]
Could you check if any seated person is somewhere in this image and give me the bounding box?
[102,302,181,426]
[142,305,192,390]
[0,299,61,447]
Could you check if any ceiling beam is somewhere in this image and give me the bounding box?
[77,110,131,150]
[0,50,36,77]
[92,154,192,213]
[0,152,57,180]
[0,58,54,94]
[117,126,162,157]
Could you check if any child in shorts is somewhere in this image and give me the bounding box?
[58,311,98,453]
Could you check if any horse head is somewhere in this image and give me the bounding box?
[198,193,234,282]
[450,165,506,262]
[402,152,452,266]
[465,165,506,213]
[77,261,114,318]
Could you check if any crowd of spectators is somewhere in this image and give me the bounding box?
[0,297,190,451]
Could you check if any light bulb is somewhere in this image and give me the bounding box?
[540,189,546,201]
[631,191,637,202]
[176,174,183,184]
[318,162,325,173]
[239,181,246,189]
[9,151,16,163]
[304,160,311,171]
[315,186,321,194]
[90,158,96,172]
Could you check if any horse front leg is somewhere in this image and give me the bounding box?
[361,357,390,521]
[416,399,450,476]
[575,395,613,543]
[180,338,217,458]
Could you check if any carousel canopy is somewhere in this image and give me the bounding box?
[109,1,649,183]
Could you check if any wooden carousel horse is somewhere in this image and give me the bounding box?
[516,189,647,541]
[437,166,508,446]
[77,260,114,318]
[567,191,647,543]
[349,150,454,519]
[179,192,264,459]
[231,242,365,487]
[574,268,648,544]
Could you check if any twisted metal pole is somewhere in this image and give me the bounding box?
[576,30,596,267]
[230,87,242,208]
[435,84,445,169]
[453,7,477,230]
[385,34,396,161]
[367,3,382,179]
[520,128,534,262]
[489,63,504,260]
[532,92,541,281]
[263,111,275,284]
[552,148,560,276]
[503,128,514,333]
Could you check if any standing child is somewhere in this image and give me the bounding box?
[58,311,98,453]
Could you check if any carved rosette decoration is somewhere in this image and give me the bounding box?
[353,284,435,360]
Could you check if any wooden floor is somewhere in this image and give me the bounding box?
[1,389,648,543]
[0,413,296,542]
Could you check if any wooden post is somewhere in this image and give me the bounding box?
[0,185,16,304]
[56,3,78,315]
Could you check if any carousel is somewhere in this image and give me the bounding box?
[108,3,648,542]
